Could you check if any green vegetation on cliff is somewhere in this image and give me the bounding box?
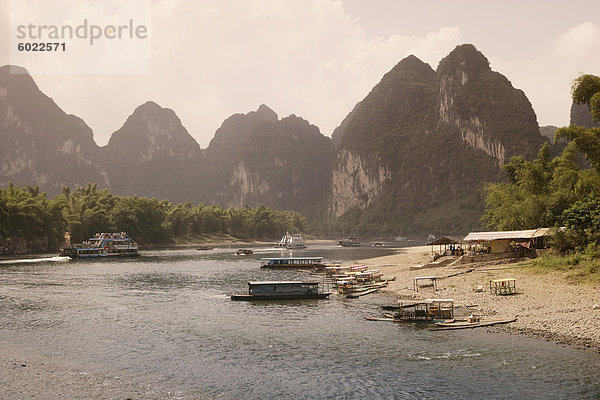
[0,183,306,255]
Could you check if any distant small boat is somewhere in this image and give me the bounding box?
[236,249,253,255]
[394,236,407,241]
[196,246,214,250]
[231,281,331,301]
[338,237,361,247]
[372,242,384,247]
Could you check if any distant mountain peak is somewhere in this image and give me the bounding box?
[0,64,40,93]
[128,100,179,121]
[135,100,162,111]
[105,101,199,163]
[0,64,31,76]
[396,54,430,70]
[386,54,435,81]
[253,104,278,121]
[437,43,490,76]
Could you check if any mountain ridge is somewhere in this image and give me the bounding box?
[0,45,559,235]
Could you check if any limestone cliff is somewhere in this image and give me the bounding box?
[102,101,202,202]
[105,101,200,163]
[204,105,335,215]
[330,45,545,235]
[437,44,544,165]
[0,65,109,194]
[331,149,390,216]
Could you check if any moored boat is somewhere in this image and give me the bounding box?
[273,231,307,249]
[338,237,361,247]
[365,299,454,323]
[236,249,254,255]
[60,232,139,259]
[260,257,325,268]
[231,281,331,300]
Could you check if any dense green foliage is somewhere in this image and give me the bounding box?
[527,244,600,284]
[0,183,307,254]
[0,183,65,251]
[484,74,600,253]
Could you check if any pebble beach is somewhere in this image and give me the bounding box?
[357,245,600,351]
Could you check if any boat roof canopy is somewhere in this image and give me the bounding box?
[400,299,454,305]
[248,281,320,285]
[261,257,324,261]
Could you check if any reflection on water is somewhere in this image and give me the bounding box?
[0,243,598,399]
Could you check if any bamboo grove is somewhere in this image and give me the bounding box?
[0,183,307,253]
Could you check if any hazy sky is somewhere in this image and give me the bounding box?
[1,0,599,147]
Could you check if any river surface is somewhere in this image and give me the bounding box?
[0,243,598,399]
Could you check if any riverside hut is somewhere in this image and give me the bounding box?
[426,236,463,258]
[463,228,553,257]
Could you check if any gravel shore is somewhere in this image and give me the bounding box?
[356,245,600,352]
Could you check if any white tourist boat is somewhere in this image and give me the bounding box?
[274,231,307,249]
[60,232,139,259]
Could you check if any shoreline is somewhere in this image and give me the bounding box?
[355,245,600,352]
[1,238,334,258]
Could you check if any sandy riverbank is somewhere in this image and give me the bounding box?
[355,245,600,351]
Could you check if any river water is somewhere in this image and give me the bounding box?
[0,243,598,399]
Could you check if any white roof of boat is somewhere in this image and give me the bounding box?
[261,257,324,260]
[248,281,320,285]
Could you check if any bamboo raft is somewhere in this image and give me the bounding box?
[346,288,379,298]
[364,316,453,323]
[430,317,517,331]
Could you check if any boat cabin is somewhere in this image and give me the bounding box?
[394,299,454,321]
[231,281,331,300]
[249,281,319,295]
[338,237,361,247]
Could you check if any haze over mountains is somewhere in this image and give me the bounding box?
[0,44,594,235]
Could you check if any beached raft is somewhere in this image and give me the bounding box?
[430,317,517,331]
[364,316,453,323]
[346,288,378,298]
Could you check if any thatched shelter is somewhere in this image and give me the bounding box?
[426,236,462,256]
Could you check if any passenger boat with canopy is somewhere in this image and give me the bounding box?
[260,257,325,268]
[231,281,331,300]
[60,232,139,259]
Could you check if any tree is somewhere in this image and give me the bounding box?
[555,74,600,171]
[571,74,600,121]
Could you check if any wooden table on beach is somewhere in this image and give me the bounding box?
[489,278,516,295]
[413,276,438,292]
